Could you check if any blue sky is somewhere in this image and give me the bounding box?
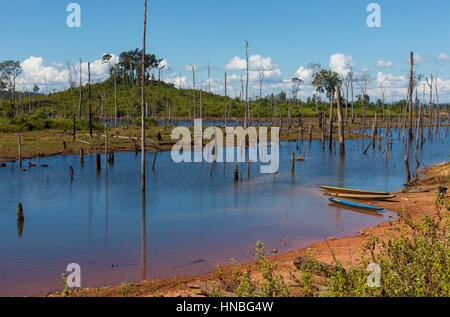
[1,0,450,100]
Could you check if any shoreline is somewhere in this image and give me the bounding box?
[42,161,449,297]
[0,125,369,162]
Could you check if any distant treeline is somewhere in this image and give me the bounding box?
[3,77,448,124]
[0,49,449,126]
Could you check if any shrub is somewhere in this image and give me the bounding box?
[228,241,290,297]
[301,195,449,297]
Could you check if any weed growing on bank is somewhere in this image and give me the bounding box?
[300,195,449,297]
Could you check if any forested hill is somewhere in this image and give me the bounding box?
[0,78,323,120]
[0,77,428,121]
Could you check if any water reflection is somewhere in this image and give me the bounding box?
[0,126,449,296]
[17,221,24,238]
[141,191,146,281]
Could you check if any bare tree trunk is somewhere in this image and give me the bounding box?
[258,71,264,125]
[141,0,148,192]
[245,40,249,127]
[192,65,196,119]
[114,69,118,126]
[408,51,414,140]
[88,62,92,137]
[329,90,334,152]
[288,98,292,128]
[434,75,440,131]
[208,64,211,93]
[78,58,83,118]
[224,72,228,126]
[336,86,345,155]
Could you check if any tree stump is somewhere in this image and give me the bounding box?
[79,148,84,165]
[17,202,24,222]
[96,154,101,173]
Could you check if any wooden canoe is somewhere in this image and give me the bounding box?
[320,185,390,196]
[328,198,384,212]
[325,192,396,201]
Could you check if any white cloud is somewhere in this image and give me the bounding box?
[294,66,313,83]
[222,54,283,85]
[16,54,118,91]
[159,59,169,70]
[223,57,246,71]
[438,53,450,62]
[329,53,353,75]
[163,73,187,88]
[413,54,426,64]
[375,72,407,88]
[376,59,394,68]
[223,54,278,72]
[51,62,64,68]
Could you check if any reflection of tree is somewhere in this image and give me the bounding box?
[17,221,24,238]
[141,192,147,281]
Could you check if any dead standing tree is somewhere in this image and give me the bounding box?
[426,74,433,129]
[258,70,264,124]
[336,85,345,155]
[408,51,414,141]
[78,58,83,118]
[348,66,355,123]
[245,40,249,128]
[88,62,93,137]
[291,77,303,128]
[312,68,341,152]
[192,65,196,119]
[357,73,371,134]
[141,0,148,192]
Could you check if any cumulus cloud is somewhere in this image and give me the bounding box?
[51,62,64,68]
[163,73,187,88]
[329,53,353,75]
[223,54,278,72]
[159,59,170,70]
[375,72,407,88]
[413,54,427,64]
[294,66,313,83]
[222,54,283,85]
[376,59,394,68]
[438,53,450,62]
[16,54,118,91]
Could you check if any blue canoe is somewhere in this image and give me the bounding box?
[329,198,384,212]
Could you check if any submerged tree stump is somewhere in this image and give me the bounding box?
[291,152,295,174]
[17,202,24,222]
[79,148,84,165]
[152,152,157,170]
[69,165,74,181]
[108,151,115,164]
[96,154,101,173]
[404,155,411,183]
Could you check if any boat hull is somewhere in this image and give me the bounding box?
[320,185,390,196]
[328,198,384,212]
[325,192,396,201]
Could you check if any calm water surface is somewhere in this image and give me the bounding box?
[0,127,449,296]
